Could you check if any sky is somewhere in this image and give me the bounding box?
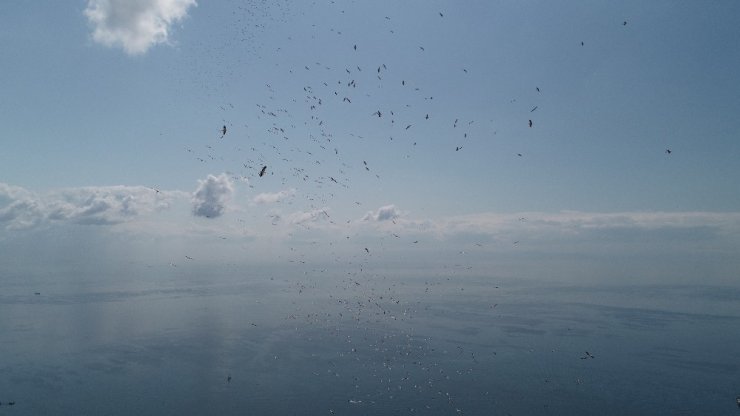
[1,0,740,284]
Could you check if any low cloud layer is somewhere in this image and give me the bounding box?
[253,188,296,204]
[191,174,234,218]
[85,0,197,55]
[0,182,175,229]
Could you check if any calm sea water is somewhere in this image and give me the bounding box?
[1,265,739,415]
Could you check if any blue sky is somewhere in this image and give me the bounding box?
[1,0,739,284]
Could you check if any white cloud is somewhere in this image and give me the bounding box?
[84,0,197,55]
[288,208,330,225]
[0,182,177,229]
[253,188,296,205]
[191,174,234,218]
[362,204,402,222]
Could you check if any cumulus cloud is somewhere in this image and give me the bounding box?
[288,208,330,225]
[362,204,402,222]
[191,174,234,218]
[253,188,296,205]
[0,182,176,229]
[84,0,197,55]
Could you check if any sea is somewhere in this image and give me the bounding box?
[1,264,739,415]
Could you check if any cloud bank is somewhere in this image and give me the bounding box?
[191,174,234,218]
[0,182,176,229]
[84,0,197,55]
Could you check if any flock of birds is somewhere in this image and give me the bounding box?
[157,5,662,414]
[148,4,699,414]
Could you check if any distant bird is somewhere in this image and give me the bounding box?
[581,41,584,46]
[220,125,227,138]
[364,247,370,253]
[456,146,462,151]
[405,124,412,130]
[259,166,267,177]
[580,351,595,359]
[530,106,538,112]
[528,119,533,128]
[623,21,627,26]
[425,114,429,119]
[439,12,444,17]
[373,110,382,117]
[517,153,523,157]
[419,46,425,51]
[665,148,672,154]
[227,375,232,383]
[536,87,540,92]
[353,44,357,50]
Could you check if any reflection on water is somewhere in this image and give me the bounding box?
[1,269,738,415]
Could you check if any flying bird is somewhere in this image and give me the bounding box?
[665,149,672,154]
[528,119,533,128]
[220,125,227,138]
[259,166,267,177]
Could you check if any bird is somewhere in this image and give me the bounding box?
[220,125,227,138]
[528,120,533,128]
[623,20,627,26]
[259,166,267,177]
[665,149,672,154]
[227,375,232,383]
[456,146,462,151]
